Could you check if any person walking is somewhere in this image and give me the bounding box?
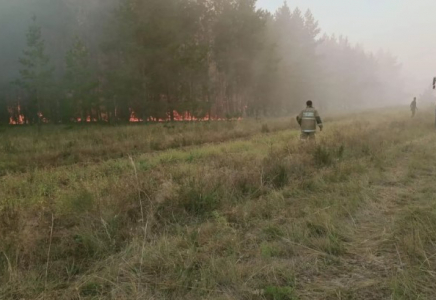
[410,97,417,118]
[296,100,323,141]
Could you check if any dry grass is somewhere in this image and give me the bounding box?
[0,119,296,175]
[1,107,436,299]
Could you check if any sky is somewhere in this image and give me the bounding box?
[257,0,436,97]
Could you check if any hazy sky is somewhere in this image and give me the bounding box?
[257,0,436,96]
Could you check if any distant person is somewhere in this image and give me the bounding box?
[296,100,323,141]
[410,97,417,118]
[434,100,436,129]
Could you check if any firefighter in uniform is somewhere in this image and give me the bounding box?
[296,100,323,141]
[410,97,417,118]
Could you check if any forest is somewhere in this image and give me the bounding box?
[6,2,436,299]
[0,0,404,124]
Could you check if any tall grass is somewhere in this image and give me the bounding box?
[1,108,435,299]
[0,119,296,175]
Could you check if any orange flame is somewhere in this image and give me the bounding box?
[9,105,25,125]
[8,105,242,124]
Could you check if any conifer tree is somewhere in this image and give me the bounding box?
[15,16,53,124]
[64,36,98,122]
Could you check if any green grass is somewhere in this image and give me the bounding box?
[1,108,436,299]
[0,119,296,174]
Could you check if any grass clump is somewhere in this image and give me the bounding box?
[313,145,333,167]
[262,147,309,188]
[180,180,222,216]
[264,286,296,300]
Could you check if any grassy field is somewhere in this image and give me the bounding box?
[1,108,436,299]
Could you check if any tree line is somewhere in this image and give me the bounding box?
[0,0,404,124]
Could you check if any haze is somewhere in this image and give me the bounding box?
[258,0,436,97]
[0,0,418,125]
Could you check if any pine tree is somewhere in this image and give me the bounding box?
[272,2,299,112]
[212,0,266,117]
[64,36,98,122]
[301,9,323,107]
[303,10,321,52]
[15,16,53,124]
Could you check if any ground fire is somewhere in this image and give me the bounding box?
[8,108,240,125]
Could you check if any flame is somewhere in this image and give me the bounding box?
[8,105,242,124]
[8,105,51,124]
[9,105,25,125]
[129,109,143,122]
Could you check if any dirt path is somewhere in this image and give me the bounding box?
[298,134,436,299]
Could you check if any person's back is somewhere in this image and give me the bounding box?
[296,101,323,141]
[411,99,417,110]
[410,97,417,117]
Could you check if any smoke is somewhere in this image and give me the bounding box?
[258,0,436,99]
[0,0,421,125]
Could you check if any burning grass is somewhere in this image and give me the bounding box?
[1,107,436,299]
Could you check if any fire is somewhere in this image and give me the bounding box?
[9,105,25,125]
[8,105,242,124]
[130,109,143,122]
[75,116,100,123]
[8,105,50,124]
[9,114,25,125]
